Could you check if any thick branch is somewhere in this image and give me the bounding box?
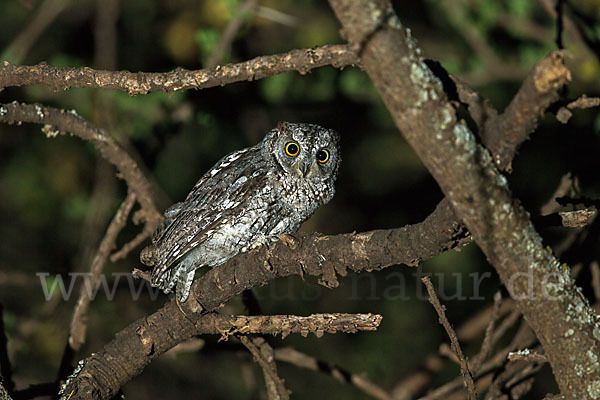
[60,311,380,399]
[0,45,359,96]
[327,0,598,397]
[481,51,571,171]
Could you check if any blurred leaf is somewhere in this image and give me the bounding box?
[507,0,534,17]
[475,1,501,31]
[113,91,184,140]
[164,15,200,64]
[2,151,57,227]
[200,0,234,28]
[295,68,336,102]
[194,28,220,64]
[62,193,89,220]
[518,43,554,68]
[339,69,379,101]
[260,72,294,102]
[594,113,600,135]
[294,15,340,48]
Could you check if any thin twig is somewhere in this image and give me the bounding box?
[205,0,259,69]
[1,0,72,63]
[0,305,14,397]
[240,336,289,400]
[110,228,153,262]
[0,45,359,95]
[0,380,12,400]
[421,277,477,400]
[556,95,600,123]
[274,347,392,400]
[591,262,600,302]
[69,191,137,351]
[471,291,503,373]
[419,320,536,400]
[507,349,548,363]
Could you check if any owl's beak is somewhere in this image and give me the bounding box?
[303,161,319,178]
[293,160,317,178]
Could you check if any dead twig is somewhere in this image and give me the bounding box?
[556,95,600,123]
[240,336,289,400]
[507,349,548,363]
[1,0,72,64]
[471,291,503,373]
[0,305,14,397]
[274,347,392,400]
[110,229,153,262]
[205,0,259,69]
[68,191,137,351]
[590,262,600,302]
[421,277,477,400]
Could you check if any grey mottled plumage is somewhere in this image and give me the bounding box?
[140,122,340,302]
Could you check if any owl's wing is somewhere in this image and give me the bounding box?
[150,147,267,284]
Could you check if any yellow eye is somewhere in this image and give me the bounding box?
[285,142,300,157]
[316,149,329,164]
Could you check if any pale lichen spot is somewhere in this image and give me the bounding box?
[588,380,600,399]
[452,123,476,156]
[34,104,45,119]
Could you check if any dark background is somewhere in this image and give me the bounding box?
[1,0,599,398]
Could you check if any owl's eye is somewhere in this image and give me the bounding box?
[285,142,300,157]
[316,149,329,164]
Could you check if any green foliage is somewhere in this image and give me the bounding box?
[194,28,220,63]
[112,91,184,140]
[507,0,535,17]
[260,72,294,102]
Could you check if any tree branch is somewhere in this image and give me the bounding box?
[59,311,380,399]
[68,191,137,351]
[0,305,14,398]
[239,336,289,400]
[275,347,393,400]
[327,0,598,397]
[480,51,571,171]
[205,0,259,69]
[0,102,162,230]
[421,277,477,400]
[0,45,359,95]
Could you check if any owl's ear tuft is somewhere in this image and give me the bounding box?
[276,121,290,133]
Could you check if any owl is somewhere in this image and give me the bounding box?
[140,122,341,302]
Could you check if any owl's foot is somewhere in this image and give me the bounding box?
[278,233,299,250]
[140,244,158,266]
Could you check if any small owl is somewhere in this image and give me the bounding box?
[140,122,341,302]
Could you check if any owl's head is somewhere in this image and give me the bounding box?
[263,121,340,183]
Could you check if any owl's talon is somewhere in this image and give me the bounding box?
[278,233,299,250]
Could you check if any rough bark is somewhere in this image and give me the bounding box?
[327,0,599,397]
